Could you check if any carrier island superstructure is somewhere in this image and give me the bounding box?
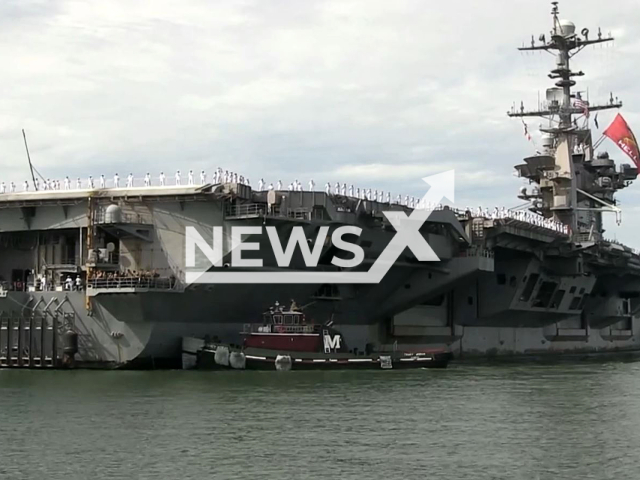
[1,2,640,368]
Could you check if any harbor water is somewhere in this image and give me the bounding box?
[1,361,639,479]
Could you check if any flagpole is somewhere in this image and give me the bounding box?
[593,134,606,150]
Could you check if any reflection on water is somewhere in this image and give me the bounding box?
[1,361,639,480]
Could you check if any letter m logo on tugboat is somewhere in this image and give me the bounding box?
[322,330,343,353]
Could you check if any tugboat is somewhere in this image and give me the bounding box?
[191,302,452,371]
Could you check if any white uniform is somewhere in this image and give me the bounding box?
[385,192,390,203]
[277,180,282,190]
[64,177,70,190]
[308,179,315,191]
[288,183,294,191]
[88,177,93,189]
[34,179,39,191]
[127,174,134,188]
[144,173,151,187]
[0,182,5,193]
[258,179,264,191]
[233,173,238,183]
[100,175,105,188]
[188,170,194,185]
[325,183,331,194]
[10,182,15,193]
[23,180,29,191]
[175,171,181,186]
[268,183,274,190]
[200,171,206,185]
[113,174,120,188]
[159,172,166,186]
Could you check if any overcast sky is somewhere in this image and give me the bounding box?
[1,0,640,244]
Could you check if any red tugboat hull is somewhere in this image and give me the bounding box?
[193,302,453,371]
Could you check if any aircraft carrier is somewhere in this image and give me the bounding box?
[1,2,639,368]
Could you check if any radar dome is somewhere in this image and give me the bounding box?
[559,20,576,37]
[104,204,123,223]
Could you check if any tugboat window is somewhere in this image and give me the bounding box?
[284,315,292,325]
[274,315,283,324]
[293,315,300,324]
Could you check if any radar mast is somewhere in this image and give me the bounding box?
[508,2,635,241]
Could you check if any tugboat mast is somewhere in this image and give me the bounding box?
[508,2,632,240]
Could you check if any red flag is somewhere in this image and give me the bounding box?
[604,114,640,167]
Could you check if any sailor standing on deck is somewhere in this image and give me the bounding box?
[175,170,181,186]
[10,182,15,193]
[308,179,315,191]
[348,185,353,197]
[288,182,294,191]
[268,183,274,190]
[200,170,206,185]
[88,176,94,189]
[100,175,105,188]
[113,173,120,188]
[34,178,39,191]
[144,173,151,187]
[159,171,166,186]
[334,182,340,195]
[277,180,282,190]
[325,182,331,194]
[127,173,134,188]
[23,180,28,191]
[258,178,264,190]
[64,177,70,190]
[0,182,5,193]
[188,170,194,186]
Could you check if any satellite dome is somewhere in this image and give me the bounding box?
[104,204,123,223]
[559,20,576,37]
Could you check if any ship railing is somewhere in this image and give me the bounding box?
[457,247,494,259]
[242,324,318,334]
[87,277,177,290]
[226,203,315,220]
[226,203,275,218]
[94,211,153,225]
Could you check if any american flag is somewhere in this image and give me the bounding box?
[573,97,590,118]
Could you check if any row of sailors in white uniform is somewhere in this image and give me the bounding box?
[474,206,569,234]
[0,169,251,192]
[256,179,423,207]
